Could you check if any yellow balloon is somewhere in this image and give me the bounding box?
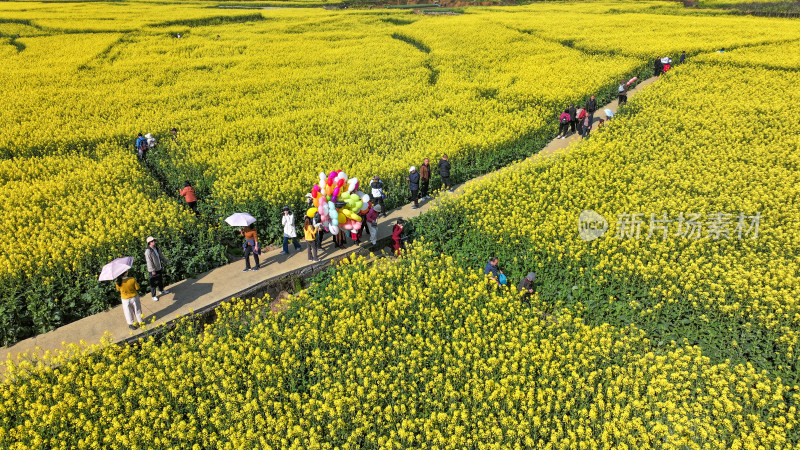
[307,207,317,218]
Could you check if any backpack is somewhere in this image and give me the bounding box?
[498,273,508,285]
[560,116,569,124]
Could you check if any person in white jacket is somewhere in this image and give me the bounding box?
[280,206,302,256]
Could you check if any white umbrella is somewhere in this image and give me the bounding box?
[99,256,134,281]
[225,212,256,227]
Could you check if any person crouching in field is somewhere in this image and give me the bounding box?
[116,271,143,330]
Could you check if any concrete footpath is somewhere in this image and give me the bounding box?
[1,76,658,366]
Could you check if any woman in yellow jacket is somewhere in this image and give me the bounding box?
[116,271,143,330]
[304,216,319,262]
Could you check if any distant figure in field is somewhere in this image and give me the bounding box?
[680,51,686,64]
[585,95,597,121]
[179,181,198,215]
[484,256,506,285]
[557,108,571,139]
[437,154,452,191]
[170,127,178,139]
[135,133,148,160]
[717,47,725,53]
[517,272,537,302]
[654,57,663,77]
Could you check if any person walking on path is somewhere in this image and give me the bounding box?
[366,204,380,246]
[654,57,663,77]
[419,158,431,200]
[438,154,452,192]
[557,108,571,139]
[680,51,686,64]
[484,256,505,285]
[585,96,597,121]
[518,272,537,302]
[239,224,260,272]
[144,236,170,302]
[280,206,302,256]
[370,176,387,217]
[568,104,577,134]
[179,181,198,215]
[618,80,628,105]
[575,107,585,136]
[407,166,420,209]
[116,270,143,330]
[303,217,319,262]
[392,219,405,255]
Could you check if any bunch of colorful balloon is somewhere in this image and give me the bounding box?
[307,170,371,235]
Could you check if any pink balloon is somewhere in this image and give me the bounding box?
[343,223,353,230]
[354,182,359,191]
[313,184,320,192]
[333,187,340,198]
[354,222,362,230]
[328,171,337,179]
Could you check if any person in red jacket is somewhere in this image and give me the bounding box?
[179,181,198,216]
[392,219,405,255]
[557,108,571,139]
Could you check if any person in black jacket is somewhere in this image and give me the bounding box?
[585,96,597,121]
[654,57,663,77]
[680,51,686,64]
[568,104,577,133]
[438,154,452,192]
[407,166,420,209]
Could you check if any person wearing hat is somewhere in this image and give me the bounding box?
[370,175,386,217]
[280,206,301,256]
[144,236,170,302]
[407,166,420,209]
[366,204,381,246]
[170,127,178,140]
[518,272,537,301]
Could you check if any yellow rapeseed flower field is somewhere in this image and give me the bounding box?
[415,61,800,386]
[1,247,797,448]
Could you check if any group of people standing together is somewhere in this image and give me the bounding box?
[556,95,602,140]
[114,236,172,330]
[237,155,455,273]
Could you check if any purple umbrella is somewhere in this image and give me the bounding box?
[98,256,134,281]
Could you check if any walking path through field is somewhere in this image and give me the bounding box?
[1,76,657,367]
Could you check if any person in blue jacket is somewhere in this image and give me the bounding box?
[484,256,506,285]
[135,133,148,160]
